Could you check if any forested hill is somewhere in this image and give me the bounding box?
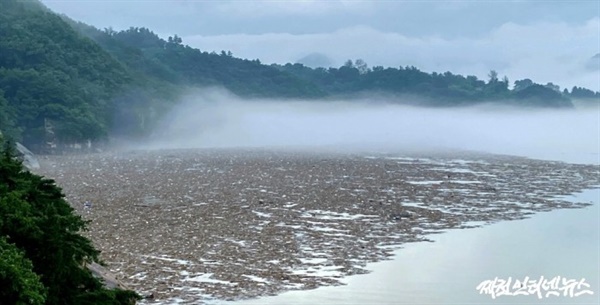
[68,22,325,99]
[273,62,592,108]
[0,0,134,150]
[0,0,322,150]
[0,0,598,152]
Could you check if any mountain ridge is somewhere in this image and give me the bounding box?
[0,0,598,152]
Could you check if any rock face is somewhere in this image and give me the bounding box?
[16,142,40,170]
[87,262,129,290]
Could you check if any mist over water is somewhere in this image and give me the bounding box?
[142,89,599,164]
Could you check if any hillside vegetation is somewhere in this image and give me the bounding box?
[0,139,139,305]
[0,0,597,152]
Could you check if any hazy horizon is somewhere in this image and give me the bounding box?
[123,88,600,165]
[35,1,600,164]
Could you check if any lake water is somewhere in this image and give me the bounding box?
[225,188,598,305]
[219,144,600,305]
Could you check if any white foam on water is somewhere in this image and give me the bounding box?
[300,210,378,220]
[407,180,445,185]
[184,273,237,286]
[251,210,272,218]
[227,188,599,305]
[241,275,270,283]
[298,258,329,265]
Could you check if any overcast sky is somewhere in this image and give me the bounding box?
[42,0,600,91]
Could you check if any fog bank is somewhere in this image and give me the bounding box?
[141,89,599,164]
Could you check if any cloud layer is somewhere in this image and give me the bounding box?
[185,18,600,92]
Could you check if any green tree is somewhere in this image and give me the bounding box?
[0,140,140,305]
[0,90,20,140]
[514,78,534,91]
[487,70,499,83]
[512,84,571,107]
[0,237,47,305]
[545,82,560,92]
[570,86,599,99]
[354,59,369,74]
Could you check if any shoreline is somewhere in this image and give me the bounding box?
[34,148,599,304]
[228,187,599,305]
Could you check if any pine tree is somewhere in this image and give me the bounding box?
[0,139,139,305]
[0,237,47,305]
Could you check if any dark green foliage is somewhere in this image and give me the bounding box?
[511,84,572,107]
[0,0,133,148]
[514,79,534,91]
[0,140,140,305]
[0,90,20,140]
[0,237,47,305]
[570,86,600,99]
[73,25,324,98]
[275,63,551,106]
